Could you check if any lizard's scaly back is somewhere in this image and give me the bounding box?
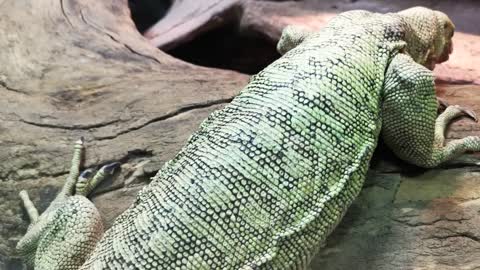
[81,10,407,270]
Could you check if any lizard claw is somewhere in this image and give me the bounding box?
[75,137,85,145]
[458,106,478,122]
[102,162,121,174]
[79,169,94,180]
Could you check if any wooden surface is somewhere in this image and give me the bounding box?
[0,1,248,268]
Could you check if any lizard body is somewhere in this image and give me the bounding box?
[17,7,479,270]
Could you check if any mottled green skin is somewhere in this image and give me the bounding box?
[82,10,395,269]
[18,7,479,270]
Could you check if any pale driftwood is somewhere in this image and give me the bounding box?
[144,0,244,50]
[0,0,248,267]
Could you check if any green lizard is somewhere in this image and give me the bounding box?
[16,6,479,269]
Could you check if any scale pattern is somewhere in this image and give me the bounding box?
[81,11,402,269]
[17,7,467,270]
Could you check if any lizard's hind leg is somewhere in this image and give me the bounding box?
[17,140,112,270]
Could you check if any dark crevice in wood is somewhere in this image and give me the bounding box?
[128,0,172,34]
[18,97,230,133]
[167,22,281,75]
[19,118,122,130]
[107,33,164,65]
[126,0,280,74]
[59,0,74,27]
[0,81,29,95]
[95,98,233,140]
[119,149,154,163]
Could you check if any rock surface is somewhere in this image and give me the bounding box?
[1,0,480,269]
[311,160,480,270]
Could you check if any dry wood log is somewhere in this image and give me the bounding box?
[144,0,480,84]
[0,0,248,267]
[143,0,244,50]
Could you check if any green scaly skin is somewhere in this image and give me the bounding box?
[17,7,480,270]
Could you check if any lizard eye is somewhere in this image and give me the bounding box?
[447,29,454,38]
[443,22,454,38]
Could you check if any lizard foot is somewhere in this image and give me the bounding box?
[455,105,478,122]
[76,162,120,196]
[17,139,110,269]
[435,100,477,122]
[434,105,478,147]
[439,104,478,124]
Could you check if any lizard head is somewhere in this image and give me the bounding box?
[398,7,455,70]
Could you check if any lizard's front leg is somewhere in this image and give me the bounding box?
[381,54,480,168]
[17,140,117,270]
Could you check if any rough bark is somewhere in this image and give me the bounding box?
[0,0,248,268]
[1,0,480,269]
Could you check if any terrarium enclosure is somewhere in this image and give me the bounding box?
[1,0,480,269]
